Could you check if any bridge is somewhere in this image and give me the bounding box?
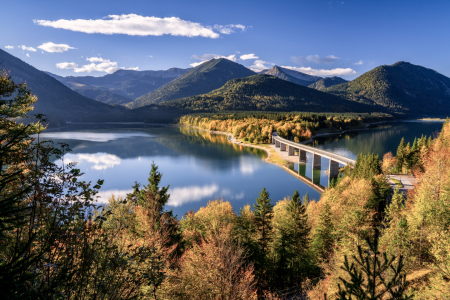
[271,134,356,189]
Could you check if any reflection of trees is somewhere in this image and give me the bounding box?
[311,122,442,157]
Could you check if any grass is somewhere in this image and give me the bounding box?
[390,178,404,188]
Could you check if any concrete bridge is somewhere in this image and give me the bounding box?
[271,134,356,189]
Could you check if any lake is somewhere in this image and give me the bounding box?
[40,120,444,217]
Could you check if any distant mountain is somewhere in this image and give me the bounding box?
[127,58,256,108]
[70,86,133,105]
[0,49,121,125]
[47,67,190,101]
[164,74,377,113]
[259,66,322,86]
[309,76,348,90]
[326,61,450,115]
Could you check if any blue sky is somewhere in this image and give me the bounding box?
[2,0,449,79]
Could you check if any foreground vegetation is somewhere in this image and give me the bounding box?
[180,111,392,143]
[2,71,450,299]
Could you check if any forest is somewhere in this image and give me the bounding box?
[180,112,392,143]
[2,71,450,299]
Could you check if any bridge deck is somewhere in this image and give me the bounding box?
[272,135,356,166]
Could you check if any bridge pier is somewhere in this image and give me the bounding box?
[280,143,286,151]
[329,160,339,178]
[299,149,307,163]
[288,145,295,156]
[275,140,280,147]
[313,154,321,169]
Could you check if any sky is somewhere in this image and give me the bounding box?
[1,0,449,80]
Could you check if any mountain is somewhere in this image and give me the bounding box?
[326,61,450,115]
[0,49,122,125]
[259,66,322,86]
[309,76,348,90]
[47,67,189,101]
[127,58,256,108]
[164,74,378,113]
[69,85,133,105]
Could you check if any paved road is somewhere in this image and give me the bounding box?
[387,174,417,197]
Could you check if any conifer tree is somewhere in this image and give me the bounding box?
[312,202,334,262]
[253,188,274,280]
[396,138,406,173]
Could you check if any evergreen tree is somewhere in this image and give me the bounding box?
[396,137,406,173]
[253,188,274,280]
[337,229,411,299]
[312,202,334,262]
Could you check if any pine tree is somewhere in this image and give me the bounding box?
[337,229,411,299]
[396,138,406,173]
[253,188,274,280]
[312,202,334,262]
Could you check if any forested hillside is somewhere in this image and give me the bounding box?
[326,61,450,116]
[260,66,321,86]
[165,75,381,113]
[308,76,347,90]
[128,58,256,108]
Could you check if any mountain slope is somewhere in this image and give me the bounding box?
[326,61,450,115]
[0,49,121,123]
[309,76,347,90]
[70,85,132,105]
[47,68,189,100]
[128,58,256,108]
[164,74,379,113]
[260,66,321,86]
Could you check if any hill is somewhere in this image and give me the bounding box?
[70,85,133,105]
[127,58,256,108]
[0,49,122,125]
[47,67,189,101]
[309,76,347,90]
[325,61,450,115]
[163,74,379,113]
[260,66,321,86]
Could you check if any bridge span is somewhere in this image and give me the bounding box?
[271,134,355,188]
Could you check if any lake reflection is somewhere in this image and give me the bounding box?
[40,125,321,217]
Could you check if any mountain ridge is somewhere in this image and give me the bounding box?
[259,66,322,86]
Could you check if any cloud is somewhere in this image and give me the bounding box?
[64,153,121,171]
[38,42,75,53]
[5,45,14,49]
[354,60,363,65]
[26,53,30,57]
[168,184,219,207]
[56,57,139,74]
[18,45,36,52]
[94,189,133,204]
[190,54,237,67]
[240,53,259,60]
[213,24,246,34]
[34,14,220,38]
[291,54,340,65]
[281,65,356,76]
[248,60,274,72]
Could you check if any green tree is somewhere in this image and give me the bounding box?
[396,138,406,173]
[253,188,274,280]
[337,230,411,300]
[312,202,334,262]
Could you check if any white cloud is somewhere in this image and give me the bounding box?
[94,189,133,204]
[38,42,75,53]
[190,54,237,67]
[56,57,139,74]
[240,53,259,60]
[291,54,340,65]
[281,65,356,76]
[248,60,274,72]
[64,153,121,171]
[213,24,246,34]
[26,53,30,57]
[18,45,36,52]
[56,62,79,70]
[5,45,14,49]
[34,14,220,38]
[354,60,363,65]
[168,184,219,207]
